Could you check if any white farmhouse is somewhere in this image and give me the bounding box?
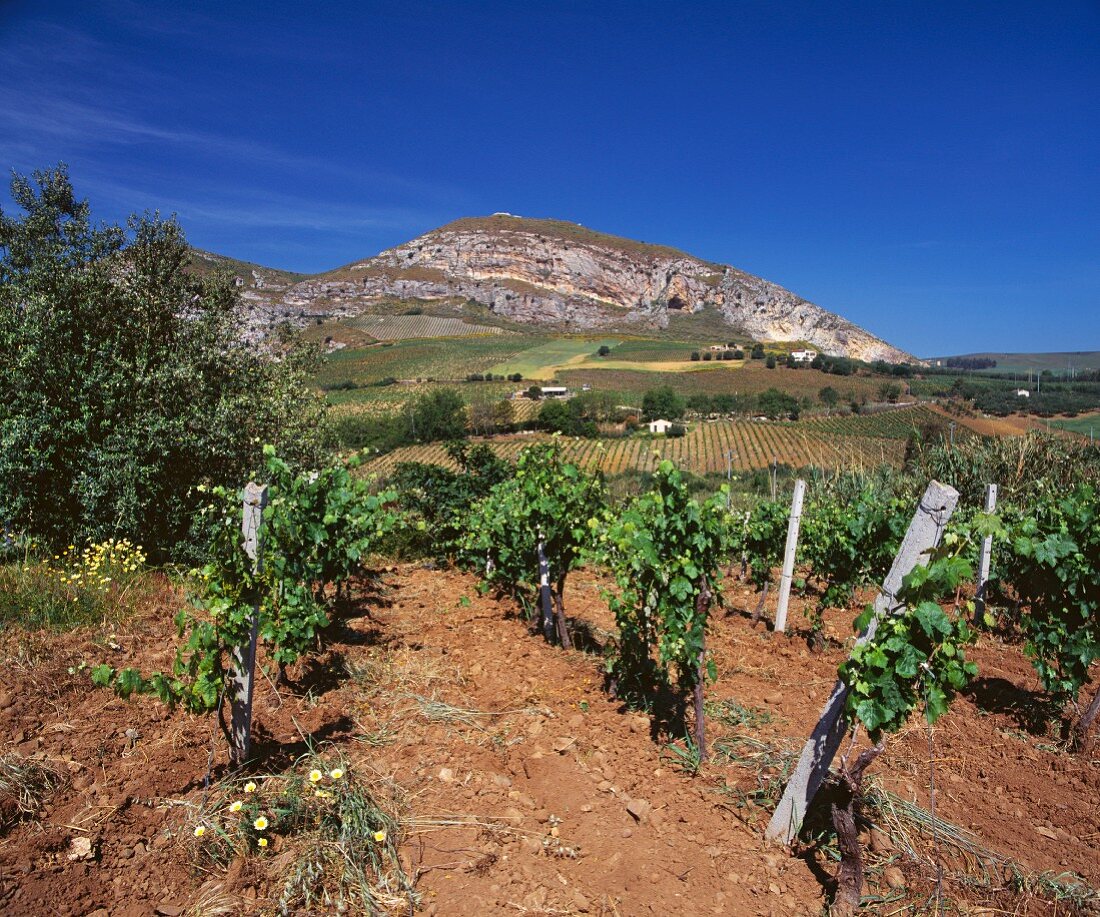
[789,349,818,363]
[647,419,674,434]
[540,386,569,398]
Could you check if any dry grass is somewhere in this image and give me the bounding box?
[0,752,69,826]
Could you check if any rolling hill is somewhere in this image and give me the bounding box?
[197,215,915,361]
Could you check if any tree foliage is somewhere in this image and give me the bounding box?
[0,165,328,561]
[641,386,686,422]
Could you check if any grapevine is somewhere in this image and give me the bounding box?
[598,460,730,759]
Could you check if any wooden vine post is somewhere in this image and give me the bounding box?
[229,482,268,767]
[537,536,555,643]
[773,479,806,634]
[974,483,998,622]
[765,480,959,844]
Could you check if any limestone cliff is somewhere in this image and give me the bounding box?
[217,215,914,361]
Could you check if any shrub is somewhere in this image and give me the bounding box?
[0,166,328,562]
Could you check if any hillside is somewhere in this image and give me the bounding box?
[205,216,915,361]
[187,249,322,343]
[932,350,1100,375]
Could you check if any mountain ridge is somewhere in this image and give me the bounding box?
[198,215,915,362]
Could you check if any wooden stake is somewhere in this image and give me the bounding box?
[537,538,554,642]
[773,479,806,634]
[229,482,267,768]
[974,483,998,622]
[765,480,959,844]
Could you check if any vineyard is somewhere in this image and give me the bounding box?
[339,314,508,340]
[558,362,890,402]
[316,336,541,387]
[2,434,1100,915]
[361,406,944,476]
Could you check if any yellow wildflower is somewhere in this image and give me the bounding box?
[229,801,243,813]
[257,837,268,848]
[329,768,344,780]
[308,769,323,783]
[314,789,332,799]
[244,781,257,793]
[373,830,386,843]
[194,825,206,837]
[253,816,268,830]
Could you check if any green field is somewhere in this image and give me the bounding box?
[492,337,622,379]
[1050,413,1100,438]
[317,337,540,386]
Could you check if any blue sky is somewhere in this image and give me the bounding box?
[1,0,1097,356]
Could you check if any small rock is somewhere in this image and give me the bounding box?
[869,828,894,854]
[580,804,593,813]
[883,866,906,889]
[626,798,652,823]
[552,736,576,754]
[438,767,455,783]
[67,837,94,861]
[1035,826,1059,840]
[154,906,184,917]
[765,692,783,705]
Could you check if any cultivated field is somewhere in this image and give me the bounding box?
[361,406,942,477]
[339,314,507,340]
[316,337,541,386]
[492,337,623,379]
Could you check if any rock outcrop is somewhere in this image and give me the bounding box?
[210,215,914,361]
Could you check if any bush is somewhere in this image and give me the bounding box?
[0,166,329,562]
[641,386,686,422]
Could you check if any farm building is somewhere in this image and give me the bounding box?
[789,349,818,363]
[540,386,569,398]
[647,419,674,434]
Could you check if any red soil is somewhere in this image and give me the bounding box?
[0,566,1096,915]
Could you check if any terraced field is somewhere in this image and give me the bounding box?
[342,314,507,340]
[360,406,940,477]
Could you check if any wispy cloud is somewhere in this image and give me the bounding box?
[79,173,441,236]
[0,14,470,231]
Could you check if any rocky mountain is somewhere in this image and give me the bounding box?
[205,216,914,361]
